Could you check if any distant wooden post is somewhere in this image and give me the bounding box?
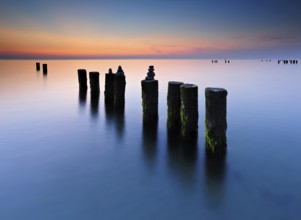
[105,68,115,104]
[42,64,47,74]
[180,84,198,141]
[77,69,87,90]
[141,66,158,123]
[167,81,183,130]
[114,66,126,106]
[205,88,228,155]
[36,62,40,71]
[89,72,100,94]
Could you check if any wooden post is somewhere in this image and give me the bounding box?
[105,68,115,104]
[77,69,87,90]
[114,66,126,106]
[89,72,100,94]
[36,62,40,71]
[42,64,47,74]
[205,87,228,155]
[167,81,184,130]
[141,66,158,123]
[180,84,198,141]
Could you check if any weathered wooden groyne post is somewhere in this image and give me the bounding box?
[114,66,126,106]
[42,64,47,74]
[167,81,184,130]
[77,69,87,91]
[105,68,115,104]
[180,84,198,141]
[205,88,228,155]
[36,62,40,71]
[89,72,100,116]
[89,71,100,94]
[141,66,158,123]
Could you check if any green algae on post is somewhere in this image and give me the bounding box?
[205,87,228,155]
[180,84,198,141]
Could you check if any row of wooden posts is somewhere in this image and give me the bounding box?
[278,59,298,64]
[77,65,228,155]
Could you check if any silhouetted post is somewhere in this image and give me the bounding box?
[89,72,100,94]
[77,69,87,90]
[105,68,115,104]
[167,81,184,130]
[205,88,228,155]
[114,66,126,106]
[141,66,158,123]
[180,84,198,141]
[42,64,47,74]
[36,62,40,71]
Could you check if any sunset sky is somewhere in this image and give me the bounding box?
[0,0,300,59]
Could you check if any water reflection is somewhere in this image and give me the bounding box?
[114,105,125,139]
[104,103,125,140]
[204,148,227,209]
[142,120,158,168]
[78,89,87,109]
[104,102,115,126]
[167,130,198,190]
[90,92,100,118]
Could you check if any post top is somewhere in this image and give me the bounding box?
[145,65,155,80]
[181,83,198,89]
[168,81,184,85]
[89,71,99,75]
[78,69,86,72]
[205,87,227,92]
[108,68,113,74]
[116,66,124,75]
[205,87,228,95]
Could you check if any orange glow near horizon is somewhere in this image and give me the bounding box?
[0,24,260,58]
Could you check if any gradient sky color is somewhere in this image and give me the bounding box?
[0,0,300,59]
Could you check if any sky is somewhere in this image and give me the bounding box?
[0,0,300,59]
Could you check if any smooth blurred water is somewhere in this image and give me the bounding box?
[0,59,301,220]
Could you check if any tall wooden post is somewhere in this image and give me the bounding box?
[205,87,228,155]
[141,66,158,123]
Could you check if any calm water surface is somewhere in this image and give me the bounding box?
[0,60,301,220]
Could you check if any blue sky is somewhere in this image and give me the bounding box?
[0,0,300,58]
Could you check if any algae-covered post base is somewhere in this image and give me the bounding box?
[36,62,40,71]
[205,87,228,155]
[167,81,184,131]
[42,64,47,74]
[114,66,126,107]
[141,80,158,123]
[180,84,198,141]
[89,72,100,94]
[78,69,88,91]
[105,68,115,104]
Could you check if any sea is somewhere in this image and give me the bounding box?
[0,59,300,220]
